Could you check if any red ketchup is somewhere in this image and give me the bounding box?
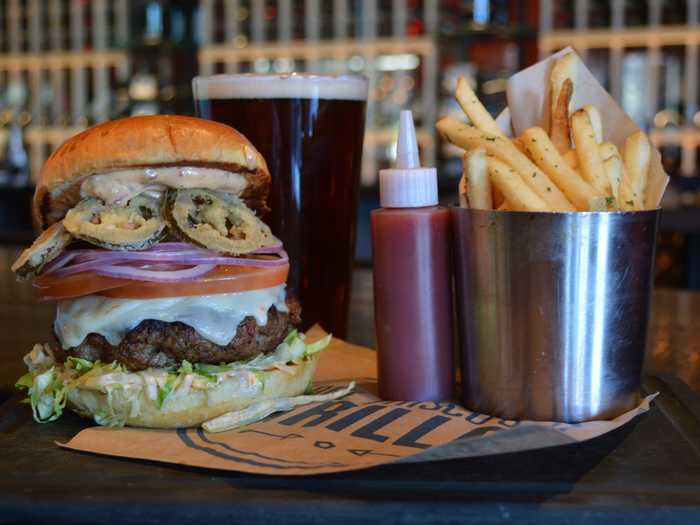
[371,111,454,401]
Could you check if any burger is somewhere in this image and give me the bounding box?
[12,115,337,430]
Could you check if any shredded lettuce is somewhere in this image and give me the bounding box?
[15,372,34,390]
[17,346,86,423]
[66,356,94,373]
[94,412,124,427]
[289,337,306,364]
[203,382,355,433]
[68,360,121,391]
[94,382,129,427]
[283,329,299,345]
[254,371,266,394]
[156,372,178,409]
[179,360,193,374]
[16,367,67,422]
[16,330,333,426]
[193,362,230,376]
[303,333,332,357]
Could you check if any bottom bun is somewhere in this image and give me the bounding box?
[66,357,318,429]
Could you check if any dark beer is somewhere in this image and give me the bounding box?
[193,75,367,337]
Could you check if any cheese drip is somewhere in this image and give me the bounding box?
[54,285,288,349]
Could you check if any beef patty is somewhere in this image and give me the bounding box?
[54,300,301,371]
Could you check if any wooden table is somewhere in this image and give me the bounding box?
[0,246,699,524]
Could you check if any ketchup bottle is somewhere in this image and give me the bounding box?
[371,110,454,401]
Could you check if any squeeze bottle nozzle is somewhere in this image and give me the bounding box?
[378,110,437,208]
[396,110,420,169]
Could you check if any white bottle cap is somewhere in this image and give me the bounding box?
[379,110,438,208]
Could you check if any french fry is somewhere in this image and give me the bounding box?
[602,155,621,206]
[571,109,611,195]
[623,131,651,201]
[463,149,492,209]
[599,141,618,161]
[599,142,625,209]
[550,78,573,154]
[522,127,603,211]
[563,149,579,170]
[486,157,549,212]
[607,154,643,211]
[582,105,603,143]
[588,196,610,211]
[447,50,661,214]
[512,137,528,155]
[549,52,577,133]
[492,184,506,208]
[458,173,468,208]
[455,75,506,138]
[436,117,575,211]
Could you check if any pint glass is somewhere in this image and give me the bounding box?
[193,74,368,337]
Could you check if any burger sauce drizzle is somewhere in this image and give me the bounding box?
[80,166,248,204]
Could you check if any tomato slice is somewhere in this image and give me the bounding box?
[34,271,131,300]
[102,264,289,299]
[34,264,289,300]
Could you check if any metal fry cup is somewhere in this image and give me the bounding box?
[451,207,660,422]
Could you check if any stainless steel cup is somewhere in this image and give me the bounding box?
[451,208,660,422]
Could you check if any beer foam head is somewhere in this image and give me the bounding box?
[193,74,368,101]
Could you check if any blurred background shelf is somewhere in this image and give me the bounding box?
[661,208,700,234]
[0,0,699,288]
[539,25,700,50]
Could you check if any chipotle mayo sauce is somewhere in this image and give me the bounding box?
[80,166,248,204]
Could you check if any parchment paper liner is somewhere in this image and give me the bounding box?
[60,327,655,476]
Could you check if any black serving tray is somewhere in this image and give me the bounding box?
[0,374,699,525]
[1,264,699,524]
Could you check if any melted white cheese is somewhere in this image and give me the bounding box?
[54,285,288,349]
[80,166,248,205]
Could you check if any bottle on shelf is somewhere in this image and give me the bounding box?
[0,77,30,187]
[0,110,12,186]
[6,115,29,188]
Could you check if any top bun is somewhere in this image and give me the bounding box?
[33,115,271,229]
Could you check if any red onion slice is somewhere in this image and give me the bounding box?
[72,249,210,264]
[150,241,283,254]
[41,239,288,282]
[173,253,289,267]
[93,263,216,282]
[40,251,79,274]
[148,242,200,252]
[71,245,284,264]
[251,244,284,254]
